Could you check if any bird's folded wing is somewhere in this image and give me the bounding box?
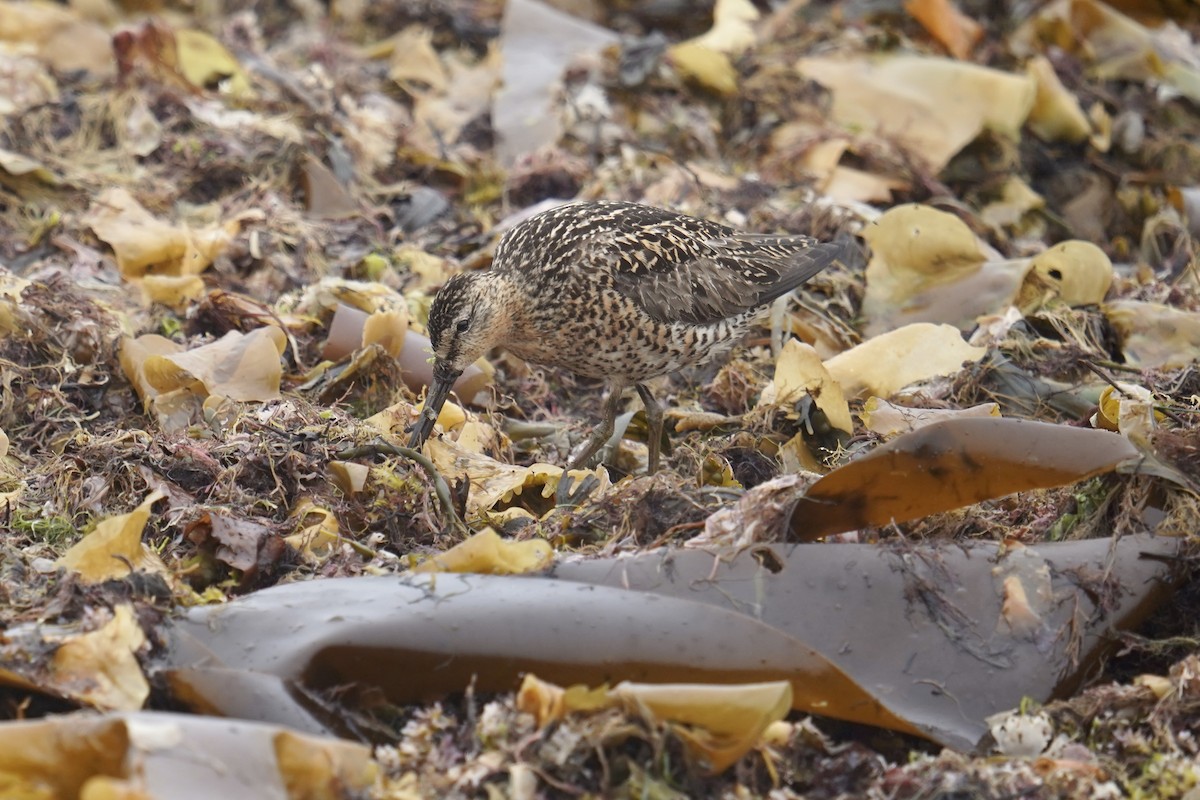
[608,236,847,325]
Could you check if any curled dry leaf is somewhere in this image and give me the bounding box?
[0,273,32,336]
[382,25,448,92]
[862,204,1031,334]
[1104,300,1200,369]
[1018,240,1114,309]
[0,712,375,798]
[979,176,1046,231]
[861,397,1000,437]
[1014,0,1200,104]
[322,303,408,361]
[285,499,344,564]
[85,187,239,279]
[668,43,737,96]
[686,0,760,55]
[823,322,988,400]
[789,417,1140,541]
[59,491,170,584]
[123,327,287,413]
[0,147,60,185]
[757,339,853,434]
[141,274,206,310]
[904,0,983,60]
[518,675,792,775]
[0,0,111,77]
[426,436,608,516]
[863,204,985,277]
[366,396,467,442]
[174,29,254,99]
[412,528,553,575]
[1026,55,1092,143]
[1091,383,1159,443]
[49,605,149,711]
[328,460,371,496]
[667,0,760,96]
[797,55,1035,172]
[610,681,792,774]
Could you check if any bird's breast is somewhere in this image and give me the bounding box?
[503,293,756,382]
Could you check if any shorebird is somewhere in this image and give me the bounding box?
[408,201,846,473]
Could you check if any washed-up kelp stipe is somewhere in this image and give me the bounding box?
[155,534,1179,751]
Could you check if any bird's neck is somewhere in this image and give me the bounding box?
[475,270,529,345]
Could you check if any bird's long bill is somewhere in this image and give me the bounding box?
[408,363,463,450]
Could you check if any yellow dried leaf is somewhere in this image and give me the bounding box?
[1019,240,1113,308]
[758,340,853,434]
[413,528,553,575]
[686,0,759,55]
[363,309,408,359]
[516,675,790,775]
[861,397,1000,437]
[862,205,1027,333]
[140,274,205,310]
[825,323,988,399]
[274,730,379,798]
[1092,383,1158,443]
[175,29,254,99]
[426,436,608,515]
[51,605,149,711]
[668,42,737,96]
[385,26,447,91]
[329,461,371,496]
[1026,55,1091,143]
[286,499,343,563]
[979,176,1045,230]
[998,575,1043,638]
[1134,674,1173,699]
[408,49,500,158]
[612,681,792,774]
[1104,300,1200,369]
[59,492,168,584]
[395,246,453,291]
[864,204,984,278]
[1014,0,1200,104]
[144,327,287,402]
[85,188,238,278]
[823,166,908,204]
[0,148,60,185]
[797,55,1035,172]
[516,674,609,727]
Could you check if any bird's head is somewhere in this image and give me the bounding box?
[409,271,503,450]
[426,271,503,373]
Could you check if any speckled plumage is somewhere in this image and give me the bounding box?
[410,201,847,472]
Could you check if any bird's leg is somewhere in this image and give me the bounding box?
[567,381,626,470]
[635,383,665,473]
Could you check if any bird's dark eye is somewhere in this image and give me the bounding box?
[455,318,470,333]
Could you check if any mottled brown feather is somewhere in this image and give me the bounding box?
[494,202,843,325]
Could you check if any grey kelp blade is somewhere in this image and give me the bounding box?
[608,237,848,326]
